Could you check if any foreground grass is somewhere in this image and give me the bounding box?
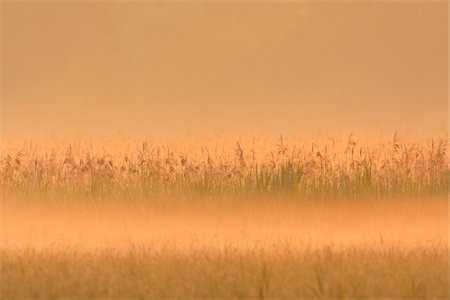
[1,245,447,299]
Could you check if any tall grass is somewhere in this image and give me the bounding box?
[1,134,448,299]
[1,134,448,199]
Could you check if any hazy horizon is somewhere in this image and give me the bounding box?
[1,2,448,139]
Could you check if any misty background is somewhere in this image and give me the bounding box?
[1,2,448,138]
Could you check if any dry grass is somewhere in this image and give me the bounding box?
[0,134,448,299]
[1,245,447,299]
[1,133,448,200]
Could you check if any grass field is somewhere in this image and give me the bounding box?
[1,134,448,298]
[2,245,448,299]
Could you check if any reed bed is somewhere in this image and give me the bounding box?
[1,134,448,299]
[1,134,448,200]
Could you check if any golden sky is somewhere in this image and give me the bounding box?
[1,2,448,138]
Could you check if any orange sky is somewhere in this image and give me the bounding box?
[1,2,448,138]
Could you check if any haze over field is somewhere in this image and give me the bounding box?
[0,2,448,299]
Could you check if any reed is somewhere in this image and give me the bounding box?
[1,134,448,200]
